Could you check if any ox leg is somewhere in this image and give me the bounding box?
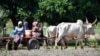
[60,38,65,50]
[51,37,55,49]
[54,39,58,49]
[47,37,54,49]
[54,28,65,49]
[46,38,51,49]
[63,37,69,49]
[54,37,61,49]
[46,38,49,49]
[65,40,68,49]
[75,40,78,49]
[54,35,63,49]
[80,39,84,49]
[54,40,58,49]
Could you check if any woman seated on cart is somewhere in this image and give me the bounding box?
[31,20,43,38]
[14,21,24,42]
[13,21,25,49]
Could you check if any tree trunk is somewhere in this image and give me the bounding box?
[10,14,18,27]
[7,1,18,27]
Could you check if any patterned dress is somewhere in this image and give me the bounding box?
[14,26,24,42]
[32,21,42,38]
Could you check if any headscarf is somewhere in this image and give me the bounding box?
[32,21,39,26]
[18,21,22,25]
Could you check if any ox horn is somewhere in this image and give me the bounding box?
[85,17,89,24]
[92,16,97,25]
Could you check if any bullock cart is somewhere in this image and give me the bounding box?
[0,30,47,50]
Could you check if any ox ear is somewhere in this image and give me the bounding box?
[92,16,97,26]
[85,17,89,24]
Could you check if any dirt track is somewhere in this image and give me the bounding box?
[0,48,100,56]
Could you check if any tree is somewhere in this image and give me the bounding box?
[0,6,9,27]
[37,0,100,24]
[0,0,100,26]
[0,0,39,26]
[37,0,75,25]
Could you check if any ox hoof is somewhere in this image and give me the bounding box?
[64,46,68,49]
[54,46,58,49]
[75,47,77,49]
[46,47,50,49]
[61,46,67,50]
[81,46,84,49]
[61,47,63,50]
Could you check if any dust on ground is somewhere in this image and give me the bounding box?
[0,47,100,56]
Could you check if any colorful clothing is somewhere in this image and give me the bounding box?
[14,26,24,42]
[32,21,42,37]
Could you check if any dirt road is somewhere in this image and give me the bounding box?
[0,48,100,56]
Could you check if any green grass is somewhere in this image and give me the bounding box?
[94,28,100,34]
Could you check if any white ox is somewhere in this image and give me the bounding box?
[45,26,57,38]
[45,26,57,47]
[54,18,97,49]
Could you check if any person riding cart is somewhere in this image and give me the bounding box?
[31,20,43,38]
[27,20,44,50]
[14,21,24,50]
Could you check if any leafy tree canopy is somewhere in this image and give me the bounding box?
[0,0,100,26]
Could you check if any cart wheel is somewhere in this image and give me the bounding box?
[6,40,12,50]
[27,39,40,50]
